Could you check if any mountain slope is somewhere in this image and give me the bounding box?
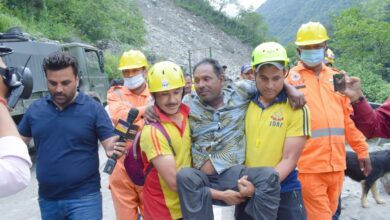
[257,0,360,44]
[136,0,252,79]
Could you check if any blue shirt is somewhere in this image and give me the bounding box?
[18,92,115,199]
[182,80,256,174]
[251,89,288,110]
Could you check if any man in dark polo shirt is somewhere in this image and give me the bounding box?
[18,52,126,220]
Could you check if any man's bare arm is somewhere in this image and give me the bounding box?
[275,136,306,182]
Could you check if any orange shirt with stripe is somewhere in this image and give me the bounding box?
[106,85,152,220]
[140,104,192,220]
[286,62,368,173]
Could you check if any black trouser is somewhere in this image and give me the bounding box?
[235,189,307,220]
[177,165,280,220]
[332,197,342,220]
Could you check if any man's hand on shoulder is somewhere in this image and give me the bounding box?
[284,82,306,109]
[144,104,160,123]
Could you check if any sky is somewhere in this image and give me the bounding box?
[239,0,267,10]
[225,0,267,16]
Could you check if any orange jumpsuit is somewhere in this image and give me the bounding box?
[286,62,369,220]
[107,85,152,220]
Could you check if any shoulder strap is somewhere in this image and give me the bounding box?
[136,121,176,181]
[144,162,154,180]
[149,121,176,156]
[132,132,142,160]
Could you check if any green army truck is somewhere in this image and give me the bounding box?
[0,28,110,124]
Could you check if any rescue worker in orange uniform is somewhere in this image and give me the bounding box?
[324,48,335,67]
[106,50,152,220]
[285,22,372,220]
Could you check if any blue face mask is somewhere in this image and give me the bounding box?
[300,48,325,67]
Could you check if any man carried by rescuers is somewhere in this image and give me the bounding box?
[18,52,127,220]
[237,42,310,220]
[106,50,152,220]
[146,57,306,220]
[285,21,372,220]
[140,61,192,220]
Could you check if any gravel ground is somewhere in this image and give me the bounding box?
[1,142,389,220]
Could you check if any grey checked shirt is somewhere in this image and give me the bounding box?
[183,80,256,174]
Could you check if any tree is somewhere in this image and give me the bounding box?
[174,0,269,47]
[209,0,237,13]
[237,10,268,45]
[331,0,390,102]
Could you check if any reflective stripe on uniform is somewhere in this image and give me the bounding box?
[311,128,345,138]
[302,106,310,136]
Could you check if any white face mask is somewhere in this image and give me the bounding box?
[124,74,145,90]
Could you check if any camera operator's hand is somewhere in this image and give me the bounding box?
[0,58,9,99]
[340,75,364,102]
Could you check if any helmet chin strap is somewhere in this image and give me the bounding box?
[181,88,185,100]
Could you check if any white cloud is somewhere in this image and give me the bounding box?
[225,0,267,16]
[239,0,266,10]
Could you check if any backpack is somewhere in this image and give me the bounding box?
[124,121,176,186]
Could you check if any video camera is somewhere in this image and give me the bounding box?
[0,46,33,108]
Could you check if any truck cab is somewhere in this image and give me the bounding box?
[0,29,109,124]
[62,43,109,105]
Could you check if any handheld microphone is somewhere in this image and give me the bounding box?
[103,108,139,174]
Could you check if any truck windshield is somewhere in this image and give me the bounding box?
[85,49,101,73]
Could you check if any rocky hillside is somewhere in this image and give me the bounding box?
[136,0,253,79]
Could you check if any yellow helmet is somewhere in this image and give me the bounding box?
[147,61,185,93]
[295,22,329,46]
[118,50,148,70]
[324,48,335,64]
[251,42,289,68]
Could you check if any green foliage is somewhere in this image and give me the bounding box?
[237,11,268,46]
[174,0,268,47]
[0,13,24,32]
[285,43,299,67]
[104,52,121,81]
[331,0,390,103]
[1,0,146,45]
[337,59,390,103]
[1,0,146,81]
[257,0,359,44]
